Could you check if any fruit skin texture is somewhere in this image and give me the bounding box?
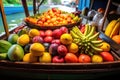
[68,43,78,54]
[32,36,44,43]
[44,36,53,43]
[57,45,68,56]
[23,53,38,63]
[51,39,61,45]
[7,44,24,61]
[0,40,12,53]
[0,53,8,60]
[112,35,120,44]
[17,34,30,46]
[29,29,40,38]
[52,56,64,63]
[8,34,19,44]
[30,43,45,56]
[100,52,114,62]
[60,33,73,45]
[39,52,52,63]
[60,26,68,34]
[49,43,59,56]
[92,55,103,63]
[52,29,62,39]
[104,19,119,38]
[44,30,53,36]
[100,42,110,51]
[65,53,78,63]
[78,54,91,63]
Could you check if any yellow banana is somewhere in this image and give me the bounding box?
[109,21,120,38]
[105,20,118,37]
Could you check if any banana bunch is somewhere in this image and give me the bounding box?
[70,25,103,56]
[105,18,120,38]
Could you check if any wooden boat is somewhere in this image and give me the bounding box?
[0,0,120,79]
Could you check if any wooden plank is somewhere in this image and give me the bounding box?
[0,0,9,38]
[21,0,29,17]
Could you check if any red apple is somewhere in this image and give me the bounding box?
[39,30,45,38]
[45,30,53,36]
[52,56,64,63]
[60,26,68,34]
[44,36,53,43]
[51,39,61,45]
[32,36,44,43]
[52,29,62,39]
[57,45,68,56]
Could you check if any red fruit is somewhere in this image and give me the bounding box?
[52,8,57,12]
[65,53,78,63]
[79,24,85,33]
[32,36,44,43]
[39,30,45,38]
[44,36,53,43]
[57,45,68,56]
[49,43,59,56]
[52,56,64,63]
[60,26,68,34]
[100,52,114,62]
[51,39,61,45]
[78,54,91,63]
[52,29,62,39]
[45,30,53,36]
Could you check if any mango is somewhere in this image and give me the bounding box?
[23,53,38,63]
[30,43,45,56]
[39,52,52,63]
[17,34,30,46]
[7,44,24,61]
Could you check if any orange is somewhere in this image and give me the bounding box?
[112,35,120,44]
[28,29,40,38]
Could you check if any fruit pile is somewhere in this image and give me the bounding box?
[0,23,115,63]
[24,8,81,27]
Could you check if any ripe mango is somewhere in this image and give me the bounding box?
[7,44,24,61]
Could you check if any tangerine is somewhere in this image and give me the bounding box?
[112,35,120,44]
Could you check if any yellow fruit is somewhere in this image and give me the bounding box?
[39,52,52,63]
[29,29,40,38]
[30,43,45,56]
[68,43,78,54]
[17,34,30,46]
[100,42,110,51]
[60,33,73,45]
[92,55,103,63]
[23,53,38,63]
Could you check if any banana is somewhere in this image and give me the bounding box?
[93,43,103,47]
[90,43,103,52]
[70,31,79,39]
[89,32,100,40]
[109,21,120,38]
[105,20,118,37]
[91,40,103,44]
[72,26,83,37]
[86,26,95,38]
[84,24,89,36]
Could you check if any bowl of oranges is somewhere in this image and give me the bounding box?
[24,8,81,30]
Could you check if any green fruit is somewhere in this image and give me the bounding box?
[0,53,8,60]
[7,44,24,61]
[0,40,12,53]
[8,34,19,44]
